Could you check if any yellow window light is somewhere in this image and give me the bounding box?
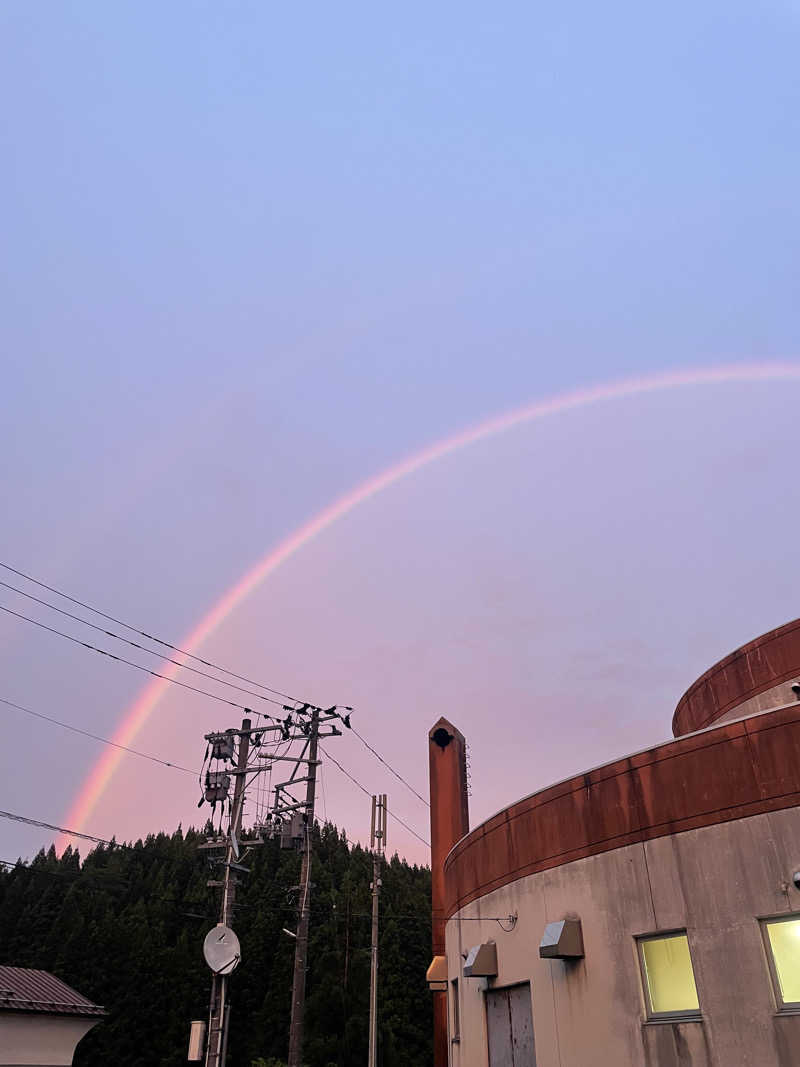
[640,933,700,1017]
[765,917,800,1007]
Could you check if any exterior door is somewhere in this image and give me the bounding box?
[486,983,536,1067]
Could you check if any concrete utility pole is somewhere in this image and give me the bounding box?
[287,707,320,1067]
[368,794,387,1067]
[198,703,344,1067]
[206,718,251,1067]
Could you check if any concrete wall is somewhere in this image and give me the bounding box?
[445,807,800,1067]
[0,1014,100,1066]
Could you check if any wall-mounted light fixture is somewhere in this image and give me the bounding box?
[426,955,448,992]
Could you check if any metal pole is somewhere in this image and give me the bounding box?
[368,847,380,1067]
[206,718,250,1067]
[287,707,320,1067]
[368,794,386,1067]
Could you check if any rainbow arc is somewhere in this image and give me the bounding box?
[61,362,800,846]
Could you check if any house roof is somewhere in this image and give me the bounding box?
[0,967,106,1017]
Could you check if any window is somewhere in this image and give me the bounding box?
[637,932,700,1020]
[762,915,800,1011]
[450,978,460,1041]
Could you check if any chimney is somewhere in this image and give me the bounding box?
[428,718,469,1067]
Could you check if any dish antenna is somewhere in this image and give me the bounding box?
[203,924,241,975]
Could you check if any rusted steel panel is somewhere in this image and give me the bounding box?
[432,991,448,1067]
[746,708,800,797]
[443,705,800,917]
[673,618,800,736]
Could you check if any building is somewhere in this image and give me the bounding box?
[0,967,105,1066]
[428,620,800,1066]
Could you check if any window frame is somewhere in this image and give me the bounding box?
[760,913,800,1014]
[636,930,702,1022]
[450,976,460,1042]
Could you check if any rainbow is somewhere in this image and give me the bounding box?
[61,362,800,847]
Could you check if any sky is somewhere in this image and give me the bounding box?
[1,2,800,867]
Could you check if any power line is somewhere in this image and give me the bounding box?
[350,727,429,808]
[0,809,112,846]
[0,579,286,709]
[0,858,80,877]
[320,745,430,850]
[0,604,268,716]
[0,560,296,702]
[1,560,428,811]
[0,695,195,775]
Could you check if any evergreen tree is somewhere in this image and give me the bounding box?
[0,823,432,1066]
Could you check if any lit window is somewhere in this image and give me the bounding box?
[450,978,460,1041]
[762,915,800,1010]
[638,932,700,1019]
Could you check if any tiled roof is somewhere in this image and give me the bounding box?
[0,967,106,1017]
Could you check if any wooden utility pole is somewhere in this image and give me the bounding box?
[206,718,251,1067]
[368,793,387,1067]
[287,707,320,1067]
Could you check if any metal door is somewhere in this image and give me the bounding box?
[486,983,536,1067]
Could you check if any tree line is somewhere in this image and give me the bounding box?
[0,822,433,1066]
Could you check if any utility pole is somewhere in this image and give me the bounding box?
[288,706,320,1067]
[205,717,251,1067]
[196,702,346,1067]
[368,794,387,1067]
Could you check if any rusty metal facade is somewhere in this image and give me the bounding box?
[443,701,800,917]
[673,617,800,735]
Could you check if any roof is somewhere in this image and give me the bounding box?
[0,967,106,1017]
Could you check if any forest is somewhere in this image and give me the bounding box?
[0,822,433,1066]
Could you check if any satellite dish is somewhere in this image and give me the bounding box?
[203,925,242,974]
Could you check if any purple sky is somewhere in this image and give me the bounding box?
[2,3,800,866]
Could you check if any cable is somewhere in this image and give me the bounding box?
[0,560,296,702]
[350,726,429,808]
[0,604,267,716]
[0,579,285,710]
[319,745,430,849]
[0,809,112,846]
[1,561,429,812]
[0,695,195,774]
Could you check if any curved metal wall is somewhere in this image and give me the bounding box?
[443,703,800,916]
[672,619,800,736]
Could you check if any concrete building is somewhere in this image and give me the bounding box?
[0,967,105,1066]
[428,620,800,1066]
